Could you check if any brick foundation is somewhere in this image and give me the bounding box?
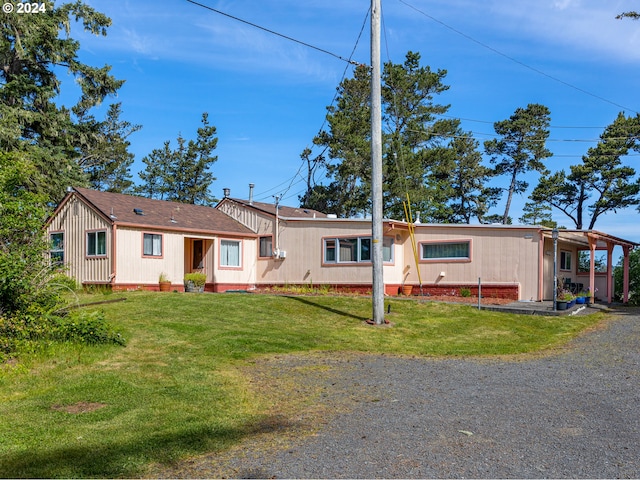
[396,284,519,300]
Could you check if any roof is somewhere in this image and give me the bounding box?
[52,187,254,236]
[541,228,638,249]
[218,197,327,219]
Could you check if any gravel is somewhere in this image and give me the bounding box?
[158,308,640,479]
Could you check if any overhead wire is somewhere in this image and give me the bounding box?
[185,0,364,68]
[186,0,372,203]
[397,0,639,115]
[254,5,372,203]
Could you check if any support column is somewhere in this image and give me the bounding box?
[606,243,613,303]
[588,234,597,304]
[623,246,631,303]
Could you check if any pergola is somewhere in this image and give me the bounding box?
[542,229,637,303]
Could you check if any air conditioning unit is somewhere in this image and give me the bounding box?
[278,250,287,259]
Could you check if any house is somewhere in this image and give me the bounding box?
[46,187,637,303]
[45,187,257,292]
[217,191,637,303]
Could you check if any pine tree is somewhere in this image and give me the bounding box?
[136,113,218,205]
[484,104,552,224]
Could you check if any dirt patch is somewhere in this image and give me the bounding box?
[51,401,107,414]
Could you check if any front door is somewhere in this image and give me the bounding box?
[192,239,204,270]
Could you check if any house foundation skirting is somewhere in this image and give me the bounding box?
[255,283,518,299]
[397,283,519,300]
[103,282,519,299]
[109,282,254,293]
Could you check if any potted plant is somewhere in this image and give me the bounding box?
[562,291,575,308]
[575,292,587,304]
[556,290,572,310]
[159,272,171,292]
[184,272,206,293]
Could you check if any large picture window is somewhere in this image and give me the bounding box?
[221,239,241,267]
[323,237,393,264]
[421,241,470,261]
[143,233,162,257]
[50,232,64,264]
[87,231,106,257]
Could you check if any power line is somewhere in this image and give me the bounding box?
[397,0,639,115]
[185,0,365,67]
[253,5,372,202]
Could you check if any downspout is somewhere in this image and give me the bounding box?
[273,195,280,258]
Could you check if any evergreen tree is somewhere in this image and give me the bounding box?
[0,1,132,202]
[308,52,456,219]
[79,103,141,193]
[531,113,640,229]
[519,201,556,228]
[484,104,552,224]
[426,131,500,223]
[136,113,218,205]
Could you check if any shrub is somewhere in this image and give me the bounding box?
[460,288,471,298]
[184,272,206,287]
[53,310,125,346]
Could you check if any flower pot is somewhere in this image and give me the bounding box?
[184,281,204,293]
[556,301,568,311]
[576,296,586,305]
[159,281,171,292]
[569,299,576,308]
[401,285,413,296]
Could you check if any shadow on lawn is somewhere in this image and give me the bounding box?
[284,295,368,321]
[0,415,290,478]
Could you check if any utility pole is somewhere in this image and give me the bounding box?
[371,0,384,325]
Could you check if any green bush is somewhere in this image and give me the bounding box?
[184,272,207,287]
[460,288,471,297]
[53,310,126,346]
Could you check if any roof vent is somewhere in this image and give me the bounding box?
[223,188,230,198]
[110,207,117,220]
[133,208,144,215]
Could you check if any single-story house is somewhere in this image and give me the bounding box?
[46,187,637,302]
[45,187,258,292]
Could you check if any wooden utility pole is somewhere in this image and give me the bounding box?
[371,0,384,325]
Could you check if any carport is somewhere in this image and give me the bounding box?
[540,229,637,303]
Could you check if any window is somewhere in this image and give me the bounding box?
[324,237,393,264]
[259,236,273,258]
[421,241,470,261]
[221,239,241,267]
[382,237,394,262]
[560,251,572,271]
[87,231,106,256]
[50,232,64,264]
[143,233,162,257]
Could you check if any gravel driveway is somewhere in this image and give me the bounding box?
[159,308,640,479]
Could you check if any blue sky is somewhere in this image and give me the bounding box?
[67,0,640,242]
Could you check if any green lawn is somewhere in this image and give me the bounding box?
[0,291,605,478]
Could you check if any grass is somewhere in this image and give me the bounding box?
[0,291,606,478]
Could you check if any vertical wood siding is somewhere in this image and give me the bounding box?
[45,196,112,284]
